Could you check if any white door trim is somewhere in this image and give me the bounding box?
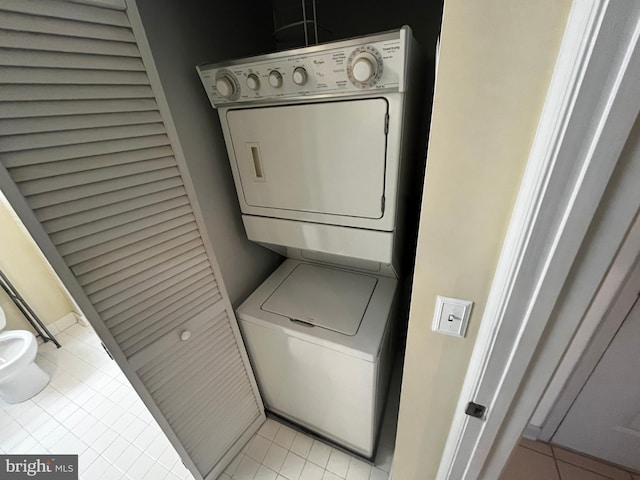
[437,1,640,478]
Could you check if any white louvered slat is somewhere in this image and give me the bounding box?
[0,30,140,56]
[114,290,219,348]
[1,135,170,167]
[117,285,218,340]
[43,186,186,233]
[75,229,201,282]
[99,278,217,341]
[147,328,235,396]
[88,247,207,301]
[63,213,195,266]
[111,284,219,353]
[107,279,215,333]
[95,259,212,318]
[0,49,145,70]
[81,237,205,293]
[0,123,165,153]
[0,111,161,136]
[153,342,237,408]
[193,399,258,472]
[185,392,255,451]
[69,222,197,274]
[1,99,158,119]
[20,157,175,195]
[35,178,183,223]
[144,332,228,394]
[50,196,190,244]
[0,67,149,86]
[11,146,172,181]
[92,260,212,313]
[0,0,128,26]
[0,11,134,41]
[180,367,257,471]
[0,3,264,479]
[96,271,216,329]
[68,0,127,11]
[126,301,227,373]
[179,366,248,445]
[27,167,180,209]
[0,84,154,101]
[112,294,219,365]
[56,204,192,254]
[161,369,246,436]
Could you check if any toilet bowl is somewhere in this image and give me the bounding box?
[0,306,50,404]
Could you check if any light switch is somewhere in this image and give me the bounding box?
[432,295,473,338]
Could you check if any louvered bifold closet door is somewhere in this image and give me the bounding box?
[0,1,263,478]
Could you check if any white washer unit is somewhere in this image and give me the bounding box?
[197,26,422,457]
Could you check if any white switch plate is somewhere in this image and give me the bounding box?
[432,295,473,338]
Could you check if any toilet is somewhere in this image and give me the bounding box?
[0,306,50,403]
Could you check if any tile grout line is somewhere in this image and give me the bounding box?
[550,445,632,480]
[549,445,564,480]
[518,444,554,457]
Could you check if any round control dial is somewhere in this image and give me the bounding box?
[216,77,234,97]
[269,70,283,88]
[352,53,378,82]
[246,73,260,91]
[347,46,384,88]
[214,70,240,100]
[292,67,308,86]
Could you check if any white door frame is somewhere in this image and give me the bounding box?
[437,1,640,479]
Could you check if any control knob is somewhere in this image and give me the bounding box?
[215,75,236,98]
[292,67,308,86]
[269,71,283,88]
[351,52,379,83]
[246,74,260,91]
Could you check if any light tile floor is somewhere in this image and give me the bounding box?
[0,323,194,480]
[0,322,401,480]
[220,416,394,480]
[500,438,640,480]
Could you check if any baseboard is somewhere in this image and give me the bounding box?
[522,424,542,441]
[73,311,90,327]
[47,311,82,335]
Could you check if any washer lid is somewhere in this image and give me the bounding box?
[261,263,377,336]
[0,305,5,331]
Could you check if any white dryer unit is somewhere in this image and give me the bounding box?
[198,26,423,457]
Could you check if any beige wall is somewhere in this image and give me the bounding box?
[0,194,77,331]
[393,1,572,478]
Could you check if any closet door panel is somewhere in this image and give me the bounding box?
[0,1,264,479]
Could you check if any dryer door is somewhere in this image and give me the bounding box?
[226,98,388,219]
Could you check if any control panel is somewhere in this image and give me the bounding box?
[197,30,407,107]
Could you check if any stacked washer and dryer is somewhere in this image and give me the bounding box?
[197,26,423,458]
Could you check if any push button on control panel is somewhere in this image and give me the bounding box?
[246,74,260,91]
[268,71,283,88]
[292,67,308,85]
